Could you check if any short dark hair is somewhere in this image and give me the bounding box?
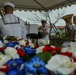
[4,5,13,10]
[41,20,46,23]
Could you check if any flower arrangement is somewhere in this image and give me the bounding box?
[0,36,76,75]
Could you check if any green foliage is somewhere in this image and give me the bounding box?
[5,36,17,41]
[0,36,3,39]
[23,53,35,62]
[60,32,66,38]
[37,52,52,63]
[0,36,3,40]
[50,32,71,47]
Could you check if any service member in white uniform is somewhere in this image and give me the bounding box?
[68,16,76,41]
[38,20,50,41]
[0,2,27,38]
[69,16,76,30]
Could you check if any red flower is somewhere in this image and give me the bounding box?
[43,46,55,54]
[43,46,61,55]
[53,46,61,51]
[0,64,9,72]
[34,45,38,49]
[60,52,72,57]
[74,69,76,75]
[16,48,25,57]
[26,42,29,46]
[0,47,7,51]
[73,58,76,62]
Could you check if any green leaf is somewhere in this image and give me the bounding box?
[37,52,52,63]
[23,53,31,62]
[23,53,36,62]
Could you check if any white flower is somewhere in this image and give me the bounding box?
[60,42,76,58]
[23,38,27,40]
[61,42,76,58]
[61,47,70,52]
[46,55,76,75]
[5,47,19,59]
[69,42,76,58]
[62,42,70,48]
[38,39,46,46]
[0,53,11,66]
[3,40,8,44]
[28,39,32,43]
[5,47,17,54]
[29,43,35,48]
[70,42,76,52]
[51,45,55,48]
[46,40,50,45]
[0,41,3,47]
[0,72,6,75]
[19,40,26,46]
[3,36,7,40]
[72,51,76,58]
[11,54,19,59]
[36,46,44,54]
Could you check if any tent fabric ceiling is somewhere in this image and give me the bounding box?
[0,0,76,11]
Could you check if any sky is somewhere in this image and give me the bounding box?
[13,4,76,26]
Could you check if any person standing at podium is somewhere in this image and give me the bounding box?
[38,20,50,41]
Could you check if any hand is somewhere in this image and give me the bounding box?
[40,26,44,29]
[38,26,43,29]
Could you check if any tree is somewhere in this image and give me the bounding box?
[27,10,65,37]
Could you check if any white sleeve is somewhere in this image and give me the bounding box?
[20,19,27,38]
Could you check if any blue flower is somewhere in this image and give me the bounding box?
[5,42,19,47]
[24,56,48,75]
[7,69,17,75]
[7,69,26,75]
[6,58,24,70]
[23,46,36,55]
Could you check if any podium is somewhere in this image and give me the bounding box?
[26,33,38,39]
[26,33,42,39]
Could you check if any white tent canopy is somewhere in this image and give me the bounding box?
[0,0,76,11]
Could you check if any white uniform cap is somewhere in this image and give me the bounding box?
[3,2,15,8]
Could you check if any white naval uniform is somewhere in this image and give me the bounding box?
[38,26,50,41]
[0,14,27,38]
[68,24,76,41]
